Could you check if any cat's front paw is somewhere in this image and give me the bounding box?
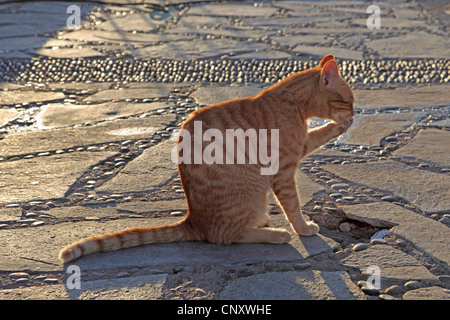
[296,221,320,236]
[336,117,353,135]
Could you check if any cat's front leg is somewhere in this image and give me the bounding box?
[303,117,353,156]
[272,172,319,236]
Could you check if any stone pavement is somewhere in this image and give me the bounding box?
[0,0,449,301]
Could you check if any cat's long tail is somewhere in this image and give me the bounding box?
[58,218,194,264]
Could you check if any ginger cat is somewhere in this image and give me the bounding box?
[59,54,354,263]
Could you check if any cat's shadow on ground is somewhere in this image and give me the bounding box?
[61,234,334,299]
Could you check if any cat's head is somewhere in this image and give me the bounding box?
[317,55,354,123]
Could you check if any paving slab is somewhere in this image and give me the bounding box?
[0,109,19,126]
[35,47,105,58]
[187,3,279,17]
[342,246,439,289]
[60,29,195,44]
[46,199,188,220]
[0,151,117,203]
[97,139,178,194]
[130,38,269,60]
[341,112,425,145]
[403,286,450,300]
[0,274,167,300]
[83,86,172,102]
[190,85,264,106]
[366,31,449,59]
[393,129,450,168]
[0,114,175,157]
[0,214,337,272]
[341,202,450,267]
[323,160,450,214]
[0,206,21,223]
[37,101,172,128]
[353,85,450,109]
[220,270,363,300]
[96,12,172,32]
[0,90,65,105]
[293,45,363,60]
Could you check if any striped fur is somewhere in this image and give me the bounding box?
[58,54,354,263]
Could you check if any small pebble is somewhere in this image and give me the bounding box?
[15,278,29,284]
[117,272,130,277]
[353,243,370,252]
[437,275,450,287]
[170,211,184,216]
[339,222,352,233]
[9,272,30,279]
[331,183,349,190]
[43,278,59,284]
[379,294,397,300]
[404,280,420,290]
[396,239,407,247]
[381,195,396,202]
[31,221,44,227]
[293,262,311,270]
[385,285,403,296]
[371,239,387,245]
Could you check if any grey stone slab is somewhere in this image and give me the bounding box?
[341,112,425,145]
[295,170,326,207]
[35,47,105,58]
[130,38,268,60]
[0,274,167,300]
[341,202,450,267]
[10,1,94,15]
[187,3,279,17]
[293,45,363,60]
[114,199,188,214]
[403,286,450,300]
[96,139,178,194]
[0,91,65,105]
[38,200,187,220]
[354,85,450,109]
[342,246,439,289]
[0,207,21,223]
[60,29,194,44]
[393,129,450,168]
[0,115,175,157]
[96,12,172,32]
[220,270,363,300]
[233,49,293,60]
[0,109,19,126]
[37,101,172,128]
[191,85,264,106]
[323,161,450,214]
[66,274,168,300]
[272,34,331,47]
[83,86,172,102]
[365,31,449,59]
[0,213,337,271]
[0,37,53,51]
[0,151,117,203]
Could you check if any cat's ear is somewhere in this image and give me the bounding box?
[319,54,335,67]
[321,60,340,88]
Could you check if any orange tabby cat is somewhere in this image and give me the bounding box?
[59,54,354,263]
